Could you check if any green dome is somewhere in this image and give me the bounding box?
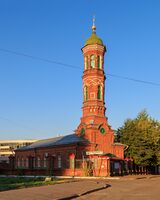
[85,32,103,46]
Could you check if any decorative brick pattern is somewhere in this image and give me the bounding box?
[12,29,124,177]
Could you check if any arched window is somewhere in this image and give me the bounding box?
[21,157,24,167]
[43,157,47,168]
[84,86,88,101]
[26,157,29,168]
[33,157,36,168]
[19,158,22,167]
[58,155,62,168]
[84,56,88,70]
[100,56,103,69]
[69,154,75,169]
[90,55,95,68]
[97,56,100,69]
[98,85,102,100]
[37,157,41,168]
[24,158,26,168]
[17,157,20,168]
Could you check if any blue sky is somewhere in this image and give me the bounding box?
[0,0,160,139]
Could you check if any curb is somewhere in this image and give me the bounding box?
[119,175,160,180]
[57,184,111,200]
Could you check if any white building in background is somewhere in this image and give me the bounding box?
[0,140,37,163]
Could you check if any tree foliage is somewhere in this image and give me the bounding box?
[117,110,160,166]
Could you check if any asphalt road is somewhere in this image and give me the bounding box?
[0,176,159,200]
[77,177,160,200]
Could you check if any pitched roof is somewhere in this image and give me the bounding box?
[16,134,88,151]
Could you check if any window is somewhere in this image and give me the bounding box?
[69,154,75,169]
[84,56,88,70]
[100,56,103,69]
[69,157,75,169]
[90,55,95,68]
[21,157,24,167]
[98,85,101,100]
[33,157,36,168]
[98,56,102,69]
[98,85,102,100]
[24,158,26,168]
[37,157,41,168]
[17,157,20,168]
[43,157,47,168]
[58,155,62,168]
[97,55,100,69]
[26,157,29,168]
[84,86,88,101]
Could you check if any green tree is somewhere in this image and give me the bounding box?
[117,110,160,166]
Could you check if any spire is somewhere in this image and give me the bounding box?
[85,16,104,46]
[92,16,96,33]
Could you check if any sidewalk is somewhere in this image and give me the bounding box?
[118,174,160,180]
[0,180,108,200]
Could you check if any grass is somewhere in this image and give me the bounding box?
[0,177,67,192]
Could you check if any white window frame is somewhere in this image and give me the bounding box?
[58,155,62,168]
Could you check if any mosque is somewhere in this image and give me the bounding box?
[14,20,124,177]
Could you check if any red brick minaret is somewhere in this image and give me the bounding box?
[76,19,114,153]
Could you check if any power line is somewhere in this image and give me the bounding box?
[0,48,159,133]
[0,47,160,87]
[0,48,80,70]
[107,73,160,87]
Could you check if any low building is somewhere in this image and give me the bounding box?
[0,140,37,163]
